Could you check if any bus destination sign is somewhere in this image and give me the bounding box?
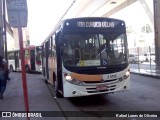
[77,21,115,28]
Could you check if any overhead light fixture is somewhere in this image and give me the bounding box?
[110,1,117,4]
[110,0,117,4]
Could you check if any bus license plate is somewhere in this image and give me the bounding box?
[96,86,107,91]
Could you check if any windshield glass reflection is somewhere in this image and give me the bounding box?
[62,33,128,67]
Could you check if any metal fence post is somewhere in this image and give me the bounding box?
[137,47,140,73]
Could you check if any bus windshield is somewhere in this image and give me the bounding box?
[62,33,128,67]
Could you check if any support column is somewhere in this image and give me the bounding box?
[154,0,160,70]
[0,0,4,57]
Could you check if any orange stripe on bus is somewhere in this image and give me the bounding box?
[70,73,102,82]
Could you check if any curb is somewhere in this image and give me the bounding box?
[131,71,160,79]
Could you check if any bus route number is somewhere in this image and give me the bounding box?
[108,74,117,79]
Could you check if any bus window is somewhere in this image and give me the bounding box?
[63,34,100,66]
[25,50,29,59]
[8,52,14,60]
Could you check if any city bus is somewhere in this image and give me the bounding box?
[41,17,130,98]
[7,45,42,73]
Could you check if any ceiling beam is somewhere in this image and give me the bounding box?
[102,0,138,17]
[138,0,154,26]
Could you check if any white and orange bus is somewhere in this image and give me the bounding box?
[41,17,130,98]
[7,45,42,73]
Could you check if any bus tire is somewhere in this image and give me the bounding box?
[10,65,14,72]
[56,90,63,98]
[25,65,30,73]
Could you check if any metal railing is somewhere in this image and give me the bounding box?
[129,46,160,76]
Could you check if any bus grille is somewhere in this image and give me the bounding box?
[83,79,118,84]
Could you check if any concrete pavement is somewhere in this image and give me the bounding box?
[0,72,65,120]
[0,65,160,120]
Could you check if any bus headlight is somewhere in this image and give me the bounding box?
[123,70,130,79]
[64,73,72,81]
[65,75,72,81]
[125,71,130,76]
[64,73,85,86]
[119,70,130,82]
